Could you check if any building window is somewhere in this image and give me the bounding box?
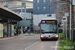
[43,0,46,3]
[43,7,46,10]
[37,7,39,10]
[49,6,52,9]
[50,0,52,2]
[37,0,39,3]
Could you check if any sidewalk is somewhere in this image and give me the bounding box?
[0,33,34,40]
[0,34,22,41]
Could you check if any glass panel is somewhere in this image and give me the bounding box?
[37,7,39,10]
[8,24,11,36]
[43,7,46,10]
[37,0,39,3]
[3,23,7,37]
[43,0,46,2]
[49,6,52,9]
[41,23,57,33]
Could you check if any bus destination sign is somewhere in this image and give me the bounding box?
[41,20,57,23]
[46,21,55,23]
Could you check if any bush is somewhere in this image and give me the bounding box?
[59,33,66,40]
[59,33,75,50]
[65,41,75,50]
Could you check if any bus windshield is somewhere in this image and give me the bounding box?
[41,23,57,33]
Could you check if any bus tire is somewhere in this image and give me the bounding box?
[55,39,58,41]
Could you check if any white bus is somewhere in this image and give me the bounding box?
[40,18,59,40]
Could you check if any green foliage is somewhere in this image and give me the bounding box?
[59,33,66,40]
[65,41,75,50]
[59,33,75,50]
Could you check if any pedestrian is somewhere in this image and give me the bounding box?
[28,28,30,35]
[23,28,26,34]
[27,27,30,35]
[16,29,18,36]
[3,29,5,37]
[14,29,17,36]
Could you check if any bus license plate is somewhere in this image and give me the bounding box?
[48,37,51,38]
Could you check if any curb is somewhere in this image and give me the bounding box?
[0,35,20,41]
[0,33,35,41]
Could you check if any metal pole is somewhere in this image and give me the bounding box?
[71,0,73,41]
[66,17,67,40]
[21,6,23,17]
[25,6,26,20]
[24,3,26,20]
[70,0,72,40]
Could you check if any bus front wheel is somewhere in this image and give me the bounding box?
[41,39,44,41]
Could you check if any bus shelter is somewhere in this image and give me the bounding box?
[0,6,22,37]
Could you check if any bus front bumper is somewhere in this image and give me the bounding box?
[40,36,59,39]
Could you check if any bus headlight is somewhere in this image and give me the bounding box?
[41,35,44,37]
[55,35,58,37]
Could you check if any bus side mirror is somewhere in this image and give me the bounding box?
[38,22,40,27]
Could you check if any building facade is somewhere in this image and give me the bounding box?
[8,1,33,8]
[33,0,56,14]
[0,0,33,37]
[33,0,57,31]
[0,0,33,8]
[12,8,33,33]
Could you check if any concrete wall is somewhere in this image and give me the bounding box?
[0,1,7,7]
[17,1,21,6]
[12,25,14,36]
[33,14,56,30]
[7,1,33,8]
[19,20,31,27]
[8,1,13,7]
[20,12,31,19]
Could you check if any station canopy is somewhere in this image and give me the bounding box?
[0,6,22,21]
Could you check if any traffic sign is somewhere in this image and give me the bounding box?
[65,11,69,17]
[22,3,26,8]
[73,0,75,5]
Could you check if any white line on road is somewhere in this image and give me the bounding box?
[24,41,40,50]
[55,41,59,50]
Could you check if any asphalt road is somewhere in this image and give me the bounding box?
[0,33,59,50]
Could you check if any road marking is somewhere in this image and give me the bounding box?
[24,41,40,50]
[55,41,59,50]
